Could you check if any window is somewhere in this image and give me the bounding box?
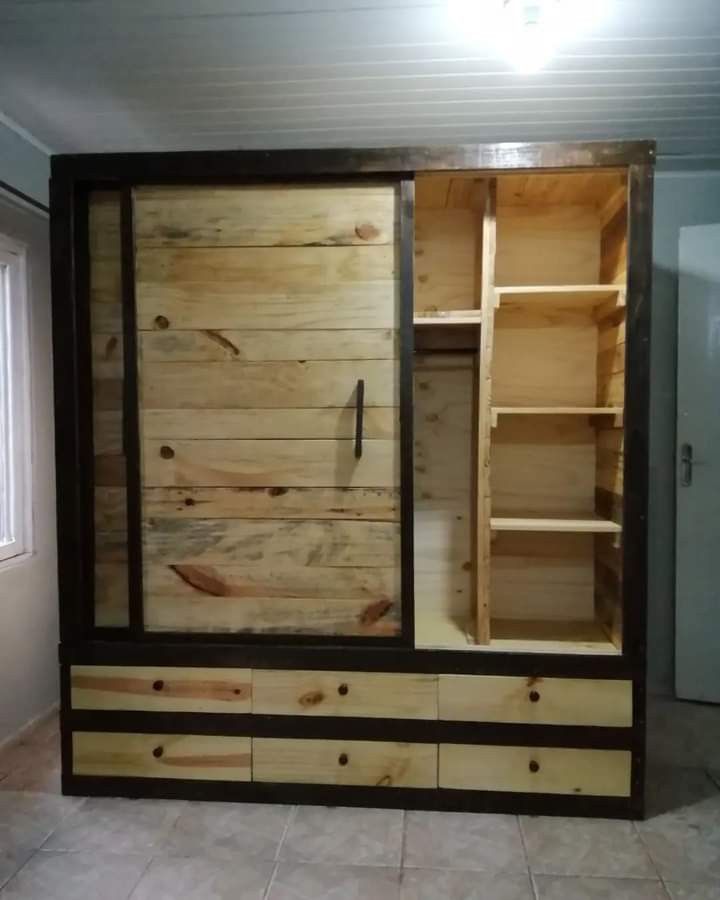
[0,234,31,565]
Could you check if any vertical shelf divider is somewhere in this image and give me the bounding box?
[474,179,497,644]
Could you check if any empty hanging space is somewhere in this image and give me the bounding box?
[487,170,628,654]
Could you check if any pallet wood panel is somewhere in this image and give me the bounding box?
[438,675,632,726]
[142,487,399,521]
[414,208,478,313]
[141,360,398,410]
[253,738,437,788]
[142,439,398,489]
[252,670,437,719]
[141,408,398,441]
[143,518,400,568]
[141,328,397,362]
[71,666,252,713]
[134,184,397,247]
[498,172,626,209]
[439,744,631,796]
[73,732,251,781]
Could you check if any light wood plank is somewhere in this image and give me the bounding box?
[142,439,398,488]
[140,328,397,362]
[252,670,437,719]
[143,518,400,568]
[73,732,251,781]
[141,360,398,409]
[71,666,251,713]
[134,184,397,247]
[142,408,398,441]
[95,563,129,628]
[143,486,399,521]
[253,738,437,788]
[491,516,621,534]
[414,208,478,313]
[496,285,621,309]
[439,744,631,796]
[438,675,632,727]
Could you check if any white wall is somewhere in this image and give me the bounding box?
[0,129,56,744]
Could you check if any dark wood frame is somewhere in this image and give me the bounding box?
[51,140,655,819]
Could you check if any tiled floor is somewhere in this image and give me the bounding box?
[1,698,719,899]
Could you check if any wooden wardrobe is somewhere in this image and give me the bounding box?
[51,140,653,818]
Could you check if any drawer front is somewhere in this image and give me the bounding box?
[252,669,438,719]
[71,666,251,713]
[439,744,631,797]
[253,738,437,788]
[73,732,251,781]
[438,675,632,727]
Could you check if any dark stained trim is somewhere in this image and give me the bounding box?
[67,709,634,750]
[399,178,416,645]
[623,161,654,820]
[51,141,655,183]
[62,774,637,819]
[60,640,636,678]
[120,187,145,635]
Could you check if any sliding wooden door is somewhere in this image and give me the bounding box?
[133,182,404,637]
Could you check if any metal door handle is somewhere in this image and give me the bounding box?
[354,379,365,459]
[680,442,693,486]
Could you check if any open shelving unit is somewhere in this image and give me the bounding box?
[413,169,628,655]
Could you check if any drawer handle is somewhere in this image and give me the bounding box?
[153,746,164,759]
[152,680,164,692]
[338,753,349,766]
[338,683,349,696]
[528,690,540,703]
[154,315,170,330]
[354,379,365,459]
[160,445,175,460]
[529,759,540,774]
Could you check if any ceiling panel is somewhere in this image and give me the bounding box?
[0,0,718,161]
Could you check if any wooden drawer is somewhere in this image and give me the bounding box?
[71,666,251,713]
[438,675,632,727]
[252,669,438,719]
[253,738,437,787]
[72,732,251,781]
[439,744,631,797]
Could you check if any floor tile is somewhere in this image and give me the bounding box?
[521,816,655,878]
[0,850,150,900]
[647,696,720,769]
[44,797,185,854]
[636,791,720,883]
[0,849,34,892]
[708,770,720,790]
[534,875,668,899]
[280,806,403,866]
[404,811,527,873]
[645,765,719,818]
[666,883,720,899]
[268,862,401,899]
[399,868,534,899]
[158,801,292,861]
[128,855,273,900]
[0,792,80,853]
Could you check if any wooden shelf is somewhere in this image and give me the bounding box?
[495,284,624,311]
[491,406,623,427]
[414,312,481,327]
[490,515,622,534]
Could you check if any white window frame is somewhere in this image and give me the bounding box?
[0,233,32,567]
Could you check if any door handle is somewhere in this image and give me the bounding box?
[354,379,365,459]
[680,442,693,486]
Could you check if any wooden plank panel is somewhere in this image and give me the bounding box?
[439,744,631,796]
[141,360,398,409]
[145,592,400,636]
[414,208,477,313]
[143,518,400,568]
[142,408,398,441]
[253,738,437,788]
[140,329,396,362]
[95,487,126,531]
[142,439,398,488]
[495,205,601,287]
[73,732,251,781]
[71,666,251,713]
[142,487,399,521]
[134,184,397,247]
[95,563,129,628]
[438,675,632,726]
[252,670,437,719]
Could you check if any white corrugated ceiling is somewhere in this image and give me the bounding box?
[0,0,718,162]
